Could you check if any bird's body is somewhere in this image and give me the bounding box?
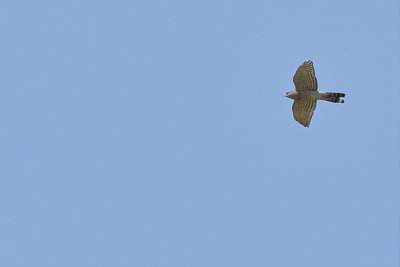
[285,60,345,127]
[285,90,321,101]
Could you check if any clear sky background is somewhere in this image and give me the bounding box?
[0,1,399,266]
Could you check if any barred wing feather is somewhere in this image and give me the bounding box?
[293,60,318,91]
[292,100,317,127]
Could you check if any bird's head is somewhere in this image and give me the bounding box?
[284,91,296,99]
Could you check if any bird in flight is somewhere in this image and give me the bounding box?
[285,60,345,127]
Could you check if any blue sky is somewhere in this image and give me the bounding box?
[0,0,399,266]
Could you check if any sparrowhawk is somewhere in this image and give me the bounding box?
[285,60,345,127]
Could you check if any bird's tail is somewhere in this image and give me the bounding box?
[319,92,345,103]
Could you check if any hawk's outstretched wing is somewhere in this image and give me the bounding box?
[293,60,318,91]
[292,99,317,127]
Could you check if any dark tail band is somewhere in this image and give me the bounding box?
[325,92,345,103]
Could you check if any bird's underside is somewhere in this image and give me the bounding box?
[287,60,345,127]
